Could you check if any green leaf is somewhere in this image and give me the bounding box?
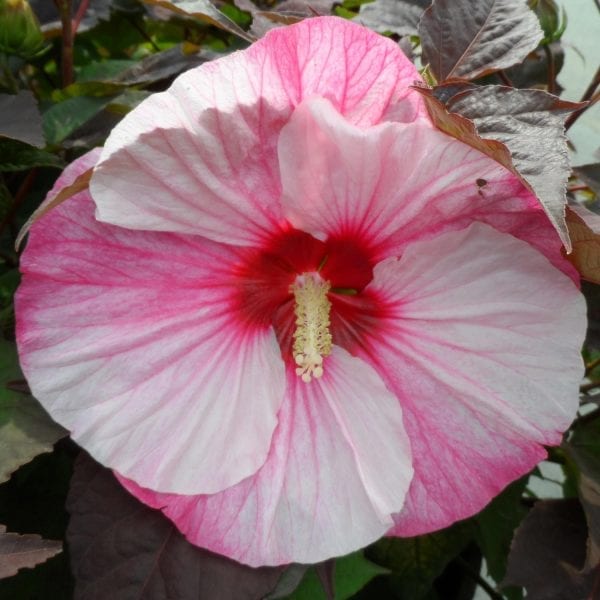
[0,339,67,483]
[475,478,527,599]
[51,81,125,102]
[0,270,19,335]
[0,180,10,222]
[106,89,151,114]
[530,0,567,44]
[366,522,474,599]
[567,416,600,479]
[0,139,63,172]
[43,96,112,145]
[289,552,388,600]
[76,59,138,83]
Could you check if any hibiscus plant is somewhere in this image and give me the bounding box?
[0,0,599,599]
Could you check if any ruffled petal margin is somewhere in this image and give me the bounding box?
[278,97,575,279]
[119,346,413,567]
[90,16,424,246]
[16,152,286,496]
[350,223,585,536]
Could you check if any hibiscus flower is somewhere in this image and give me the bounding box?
[16,16,586,566]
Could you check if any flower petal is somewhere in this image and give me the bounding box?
[349,223,585,536]
[90,16,423,246]
[278,97,573,277]
[119,346,413,566]
[16,154,286,495]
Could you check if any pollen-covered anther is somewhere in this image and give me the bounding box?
[291,273,332,383]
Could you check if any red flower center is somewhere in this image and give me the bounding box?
[233,225,387,362]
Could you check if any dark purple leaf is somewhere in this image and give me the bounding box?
[415,84,582,248]
[274,0,335,14]
[142,0,256,42]
[582,281,600,351]
[355,0,429,37]
[503,499,599,600]
[0,525,62,579]
[0,91,44,148]
[419,0,543,82]
[32,0,141,34]
[111,44,221,86]
[504,41,565,91]
[579,473,600,569]
[67,454,289,600]
[233,0,336,37]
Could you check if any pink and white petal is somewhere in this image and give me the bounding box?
[90,17,424,245]
[278,97,572,276]
[350,223,585,536]
[16,162,285,495]
[119,346,413,567]
[254,16,425,126]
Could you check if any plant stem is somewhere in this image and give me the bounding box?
[497,70,514,87]
[579,65,600,105]
[565,65,600,130]
[543,44,556,95]
[586,357,600,377]
[54,0,74,87]
[72,0,90,34]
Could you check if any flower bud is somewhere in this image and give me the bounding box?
[0,0,46,58]
[529,0,567,44]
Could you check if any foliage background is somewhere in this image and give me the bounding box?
[0,0,599,598]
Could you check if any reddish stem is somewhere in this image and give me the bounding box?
[497,70,514,87]
[54,0,74,87]
[72,0,89,34]
[565,65,600,130]
[543,44,556,95]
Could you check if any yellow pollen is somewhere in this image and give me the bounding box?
[290,273,332,383]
